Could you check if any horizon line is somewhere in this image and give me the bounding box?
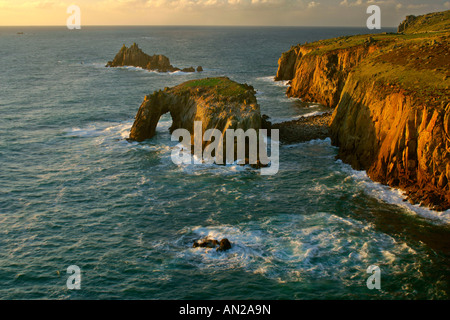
[0,24,398,28]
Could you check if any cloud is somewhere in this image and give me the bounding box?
[0,0,66,9]
[406,4,428,10]
[308,1,319,8]
[339,0,362,6]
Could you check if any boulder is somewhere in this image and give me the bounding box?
[217,238,232,252]
[193,238,219,248]
[193,237,232,252]
[181,67,195,73]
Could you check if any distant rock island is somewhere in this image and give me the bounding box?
[128,77,263,163]
[106,43,202,73]
[275,10,450,210]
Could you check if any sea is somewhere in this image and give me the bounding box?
[0,26,449,300]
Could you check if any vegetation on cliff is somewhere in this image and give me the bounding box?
[398,10,450,33]
[128,77,262,164]
[275,10,450,210]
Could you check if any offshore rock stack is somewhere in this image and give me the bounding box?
[106,43,202,73]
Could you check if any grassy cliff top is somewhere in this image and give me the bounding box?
[399,10,450,34]
[285,10,450,106]
[295,10,450,55]
[170,77,255,98]
[300,29,449,56]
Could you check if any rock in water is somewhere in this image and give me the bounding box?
[128,77,263,163]
[216,238,232,252]
[106,43,198,73]
[193,238,219,248]
[181,67,195,73]
[193,237,232,252]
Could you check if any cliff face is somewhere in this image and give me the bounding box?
[331,71,450,210]
[276,41,378,107]
[275,12,450,210]
[106,43,201,73]
[129,77,262,162]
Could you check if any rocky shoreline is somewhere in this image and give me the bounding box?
[269,113,332,144]
[274,10,450,211]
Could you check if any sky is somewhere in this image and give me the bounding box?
[0,0,448,27]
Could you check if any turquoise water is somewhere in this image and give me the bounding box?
[0,26,449,300]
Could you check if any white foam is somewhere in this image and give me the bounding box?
[66,121,133,140]
[281,137,333,149]
[337,160,450,225]
[102,65,195,76]
[256,75,289,87]
[270,111,327,124]
[162,211,423,284]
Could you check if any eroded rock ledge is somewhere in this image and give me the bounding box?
[275,10,450,210]
[269,113,332,144]
[106,43,202,73]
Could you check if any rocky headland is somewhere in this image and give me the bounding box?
[128,77,263,163]
[275,10,450,210]
[106,43,202,73]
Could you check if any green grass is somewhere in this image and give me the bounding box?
[179,77,248,97]
[183,78,223,87]
[299,28,448,57]
[401,10,450,33]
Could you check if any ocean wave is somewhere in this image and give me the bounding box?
[337,160,450,225]
[96,64,200,76]
[281,137,333,149]
[255,75,289,87]
[153,213,423,284]
[65,121,133,140]
[270,111,327,124]
[65,118,172,140]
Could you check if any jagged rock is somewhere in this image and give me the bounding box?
[106,43,200,73]
[398,15,417,33]
[364,37,375,45]
[197,66,203,72]
[217,239,232,252]
[181,67,195,72]
[193,238,219,248]
[397,11,450,33]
